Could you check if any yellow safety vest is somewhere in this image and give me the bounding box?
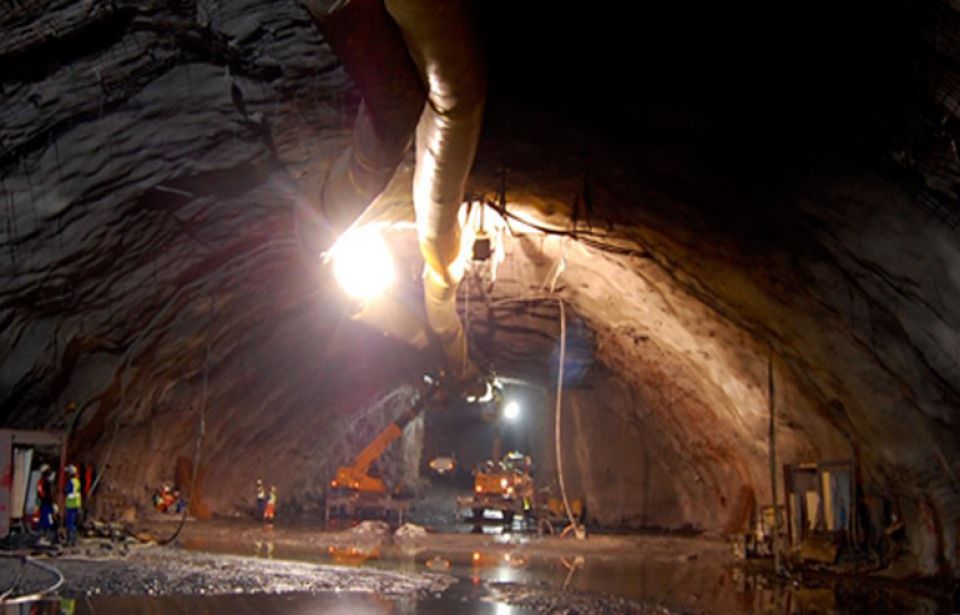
[65,477,82,509]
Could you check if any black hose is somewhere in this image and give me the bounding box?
[158,320,211,546]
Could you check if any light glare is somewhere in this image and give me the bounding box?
[503,400,520,421]
[330,226,395,301]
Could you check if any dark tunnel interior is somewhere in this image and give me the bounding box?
[1,0,959,612]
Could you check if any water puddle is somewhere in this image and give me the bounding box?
[7,589,534,615]
[2,527,952,614]
[175,531,950,614]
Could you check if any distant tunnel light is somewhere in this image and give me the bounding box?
[329,225,395,301]
[503,400,520,421]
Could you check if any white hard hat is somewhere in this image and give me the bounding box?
[66,464,77,475]
[39,464,50,474]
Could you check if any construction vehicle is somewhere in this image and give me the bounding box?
[458,451,535,525]
[535,489,586,535]
[427,454,457,476]
[325,375,445,523]
[325,544,380,565]
[457,452,588,532]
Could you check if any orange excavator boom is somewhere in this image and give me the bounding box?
[331,378,441,494]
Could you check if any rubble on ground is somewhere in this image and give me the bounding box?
[347,521,391,538]
[394,523,428,541]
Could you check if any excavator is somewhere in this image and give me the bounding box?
[325,373,447,522]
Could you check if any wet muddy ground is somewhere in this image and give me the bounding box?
[1,519,955,614]
[1,547,454,597]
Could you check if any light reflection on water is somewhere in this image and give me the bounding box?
[3,532,950,614]
[2,591,528,615]
[177,533,952,614]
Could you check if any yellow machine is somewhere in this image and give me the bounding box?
[474,453,534,499]
[459,451,535,524]
[326,545,380,565]
[326,377,443,521]
[544,496,584,520]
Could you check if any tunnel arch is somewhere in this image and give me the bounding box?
[0,0,958,580]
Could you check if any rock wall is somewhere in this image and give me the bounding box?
[457,140,960,574]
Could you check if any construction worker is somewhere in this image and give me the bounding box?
[64,465,82,546]
[160,485,177,513]
[36,465,55,542]
[263,485,277,524]
[255,478,266,520]
[172,488,185,514]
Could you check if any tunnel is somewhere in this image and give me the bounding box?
[1,0,959,612]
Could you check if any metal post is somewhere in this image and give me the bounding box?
[768,349,782,574]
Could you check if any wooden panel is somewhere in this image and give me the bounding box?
[11,448,32,519]
[821,470,834,531]
[10,430,64,448]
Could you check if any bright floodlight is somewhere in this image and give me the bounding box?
[503,400,520,421]
[330,226,395,301]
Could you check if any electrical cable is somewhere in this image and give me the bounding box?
[0,557,64,605]
[552,297,585,539]
[88,238,301,497]
[0,558,25,602]
[477,195,651,259]
[484,294,584,540]
[158,325,210,546]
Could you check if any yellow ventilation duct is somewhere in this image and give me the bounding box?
[304,0,425,233]
[307,0,485,383]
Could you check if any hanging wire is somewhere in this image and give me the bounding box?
[88,238,301,496]
[552,297,584,539]
[486,294,584,540]
[476,194,651,259]
[159,318,211,546]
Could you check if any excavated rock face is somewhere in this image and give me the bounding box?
[2,0,960,578]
